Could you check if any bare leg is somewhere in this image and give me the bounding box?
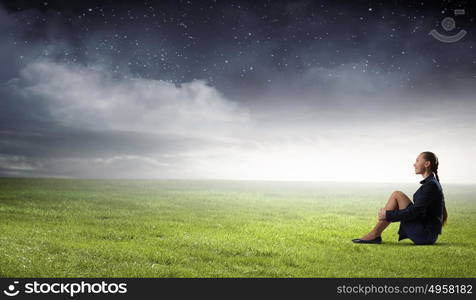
[360,191,412,240]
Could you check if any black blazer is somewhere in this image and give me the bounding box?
[385,173,445,234]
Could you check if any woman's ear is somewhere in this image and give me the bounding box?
[424,161,431,168]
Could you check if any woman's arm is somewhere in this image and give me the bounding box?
[385,182,438,222]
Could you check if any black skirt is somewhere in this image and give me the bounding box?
[397,204,440,245]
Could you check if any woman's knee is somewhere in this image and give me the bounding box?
[393,190,411,200]
[391,191,411,209]
[392,190,404,198]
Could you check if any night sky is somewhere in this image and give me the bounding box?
[1,0,475,183]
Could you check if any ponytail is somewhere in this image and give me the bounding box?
[434,169,448,226]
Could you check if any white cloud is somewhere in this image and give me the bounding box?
[12,59,254,139]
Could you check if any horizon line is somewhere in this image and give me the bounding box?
[0,176,474,185]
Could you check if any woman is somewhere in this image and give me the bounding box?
[352,151,448,245]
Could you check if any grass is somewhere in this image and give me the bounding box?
[0,178,474,277]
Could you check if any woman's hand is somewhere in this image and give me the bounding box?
[378,208,387,221]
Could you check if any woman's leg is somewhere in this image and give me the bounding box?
[360,191,412,240]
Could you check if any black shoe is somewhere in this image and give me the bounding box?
[352,236,382,244]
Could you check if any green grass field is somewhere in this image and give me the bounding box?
[1,178,475,277]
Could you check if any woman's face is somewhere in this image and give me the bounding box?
[413,153,430,174]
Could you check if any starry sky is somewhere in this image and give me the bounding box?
[1,0,476,183]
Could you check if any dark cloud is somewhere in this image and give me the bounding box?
[0,121,220,159]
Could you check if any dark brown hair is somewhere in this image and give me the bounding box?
[421,151,448,226]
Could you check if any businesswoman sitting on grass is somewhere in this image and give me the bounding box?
[352,151,447,245]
